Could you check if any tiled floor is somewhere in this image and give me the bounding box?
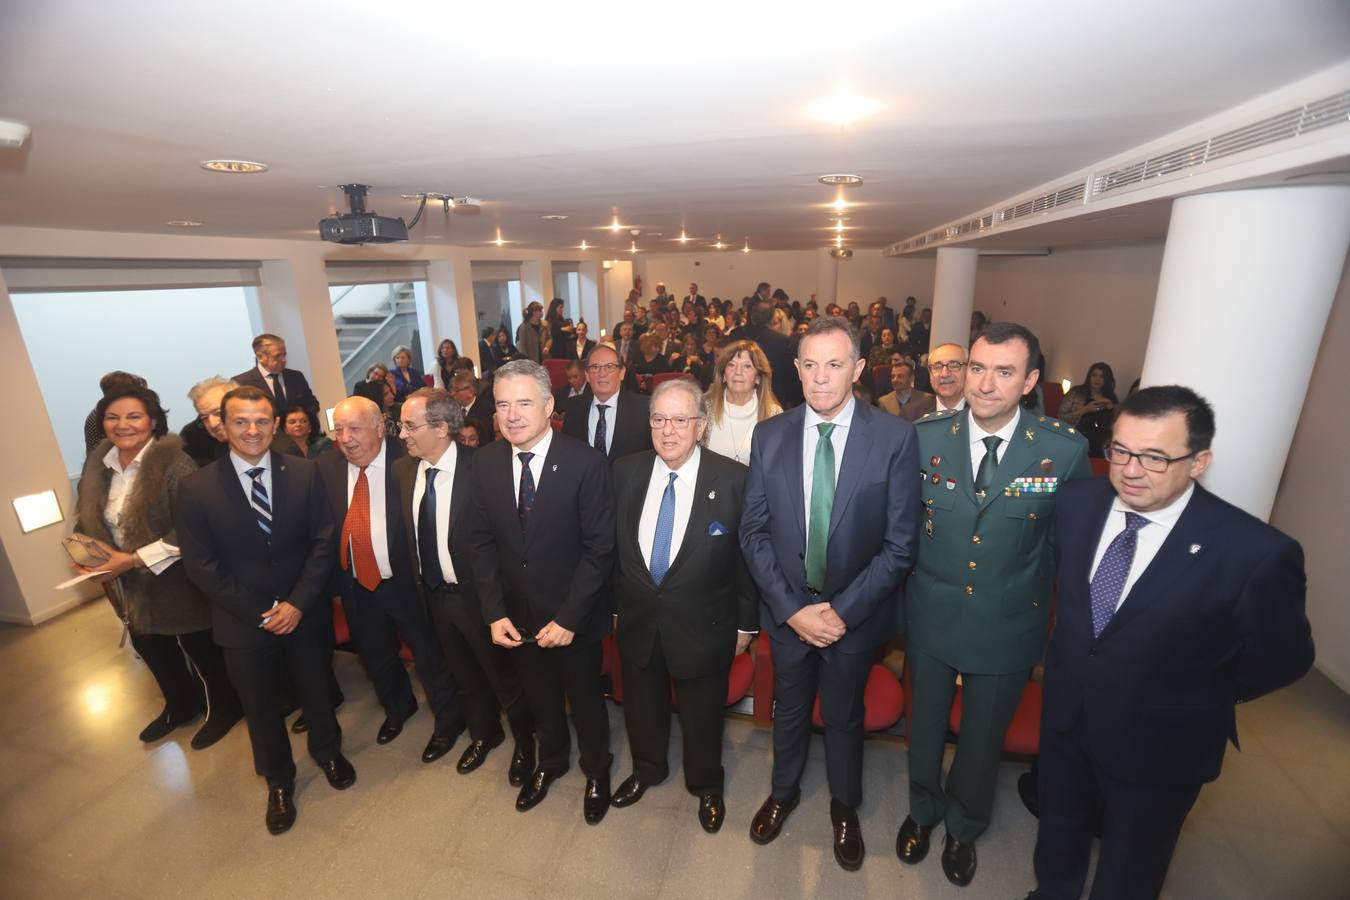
[2,601,1347,899]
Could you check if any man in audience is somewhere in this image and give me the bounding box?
[181,377,301,467]
[614,320,639,366]
[900,323,1090,887]
[741,317,918,871]
[516,301,545,363]
[233,334,322,436]
[650,320,675,358]
[910,307,933,356]
[553,360,590,412]
[396,388,537,784]
[927,343,968,413]
[859,314,883,360]
[451,370,496,443]
[562,344,650,463]
[634,304,651,337]
[733,296,802,408]
[878,359,935,422]
[175,386,354,835]
[684,282,705,307]
[872,299,897,333]
[468,360,616,824]
[318,396,465,762]
[608,378,758,833]
[1024,386,1314,900]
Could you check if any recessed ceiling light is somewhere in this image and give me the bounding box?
[493,228,506,247]
[818,174,863,186]
[628,240,640,254]
[678,230,690,243]
[805,87,883,126]
[540,214,569,221]
[611,216,623,233]
[200,159,268,174]
[741,239,751,254]
[166,220,203,227]
[580,240,590,251]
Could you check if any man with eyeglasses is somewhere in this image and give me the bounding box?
[561,344,651,464]
[926,343,968,413]
[607,378,758,833]
[1023,386,1313,900]
[900,322,1090,888]
[180,376,303,467]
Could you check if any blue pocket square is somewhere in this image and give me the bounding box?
[708,521,727,537]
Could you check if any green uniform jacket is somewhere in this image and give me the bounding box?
[907,407,1090,674]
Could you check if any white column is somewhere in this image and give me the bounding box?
[578,260,602,336]
[1141,186,1350,520]
[256,257,345,416]
[520,258,554,307]
[424,253,479,372]
[816,248,838,306]
[930,247,979,349]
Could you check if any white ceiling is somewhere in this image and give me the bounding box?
[1,0,1348,253]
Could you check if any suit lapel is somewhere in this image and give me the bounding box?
[626,456,656,587]
[780,408,807,543]
[447,444,471,535]
[827,403,871,536]
[661,455,716,585]
[947,409,978,505]
[269,451,288,535]
[523,438,562,545]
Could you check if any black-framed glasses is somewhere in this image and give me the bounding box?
[650,415,703,430]
[1105,444,1195,473]
[929,360,966,373]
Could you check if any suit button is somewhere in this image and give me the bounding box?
[1088,647,1098,657]
[1028,512,1038,520]
[964,585,974,595]
[971,535,981,544]
[967,561,977,570]
[521,561,528,568]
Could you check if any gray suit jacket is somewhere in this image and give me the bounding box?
[879,389,936,422]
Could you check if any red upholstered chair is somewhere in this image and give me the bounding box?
[1090,457,1110,478]
[550,417,563,431]
[543,358,570,390]
[602,631,624,701]
[872,365,891,395]
[811,664,905,732]
[752,632,776,722]
[1042,382,1065,418]
[948,679,1044,755]
[650,371,687,391]
[635,374,654,394]
[422,373,434,387]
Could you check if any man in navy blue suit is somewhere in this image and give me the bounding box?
[740,316,919,871]
[1025,386,1314,900]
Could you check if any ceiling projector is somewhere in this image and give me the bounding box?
[319,184,408,244]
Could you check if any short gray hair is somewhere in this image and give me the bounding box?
[494,359,552,403]
[410,387,465,433]
[392,345,413,362]
[187,376,237,404]
[651,376,707,419]
[799,315,861,361]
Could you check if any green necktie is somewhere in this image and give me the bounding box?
[806,422,837,591]
[974,435,1003,497]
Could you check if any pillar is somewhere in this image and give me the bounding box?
[254,257,346,418]
[520,258,554,308]
[578,260,602,336]
[423,253,478,372]
[930,247,979,349]
[1140,185,1350,520]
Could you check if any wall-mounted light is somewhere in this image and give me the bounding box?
[13,489,62,533]
[1060,378,1072,394]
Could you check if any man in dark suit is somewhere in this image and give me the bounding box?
[683,282,706,309]
[562,344,650,463]
[181,377,302,467]
[608,378,758,833]
[394,388,536,783]
[318,396,464,761]
[740,317,919,870]
[478,326,498,377]
[468,360,617,824]
[553,360,591,414]
[175,386,355,835]
[1024,386,1314,900]
[232,334,323,436]
[451,370,496,444]
[614,321,640,367]
[732,297,802,409]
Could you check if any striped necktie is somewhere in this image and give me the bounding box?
[245,467,272,537]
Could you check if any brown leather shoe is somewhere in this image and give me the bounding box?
[896,815,935,864]
[831,799,865,871]
[749,791,799,845]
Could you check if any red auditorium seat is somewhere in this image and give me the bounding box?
[1042,382,1065,418]
[332,598,351,646]
[1090,457,1110,477]
[422,373,434,387]
[948,679,1044,755]
[650,371,687,390]
[811,664,905,732]
[543,358,570,390]
[672,651,755,707]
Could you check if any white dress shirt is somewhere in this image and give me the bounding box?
[1089,482,1194,612]
[257,363,286,400]
[230,450,273,520]
[586,392,619,455]
[512,427,554,509]
[345,442,394,582]
[968,410,1020,479]
[102,440,177,574]
[638,447,701,569]
[936,396,967,413]
[802,397,856,536]
[411,442,461,584]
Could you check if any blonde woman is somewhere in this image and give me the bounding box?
[703,340,782,465]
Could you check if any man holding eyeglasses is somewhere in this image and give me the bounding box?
[1023,386,1313,900]
[562,344,651,464]
[901,323,1090,888]
[608,378,758,833]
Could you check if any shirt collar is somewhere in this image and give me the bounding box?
[257,363,281,381]
[803,395,856,433]
[515,425,553,461]
[347,441,386,475]
[969,408,1020,448]
[103,439,153,475]
[591,390,619,410]
[654,445,701,484]
[230,450,270,475]
[1110,480,1195,528]
[936,397,966,412]
[424,442,458,472]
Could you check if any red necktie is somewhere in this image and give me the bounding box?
[340,467,382,591]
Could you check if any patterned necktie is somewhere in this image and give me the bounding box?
[649,472,678,585]
[805,422,836,591]
[245,467,272,538]
[1090,512,1150,637]
[517,452,536,530]
[339,466,382,591]
[594,404,610,454]
[974,435,1003,497]
[418,467,444,587]
[268,372,285,403]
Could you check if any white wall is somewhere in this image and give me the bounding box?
[11,287,258,476]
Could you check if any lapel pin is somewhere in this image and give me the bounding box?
[1189,543,1202,554]
[708,490,716,500]
[1040,458,1053,473]
[945,478,956,491]
[1052,421,1061,428]
[930,455,941,467]
[551,464,558,472]
[931,472,941,484]
[951,422,961,435]
[1025,429,1035,442]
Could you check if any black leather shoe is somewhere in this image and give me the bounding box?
[321,754,357,790]
[941,834,977,887]
[830,800,865,871]
[896,815,935,865]
[138,706,200,743]
[516,769,559,811]
[265,786,296,835]
[190,709,242,750]
[583,777,611,825]
[376,717,406,745]
[1018,770,1040,819]
[508,742,535,787]
[609,773,649,808]
[455,733,503,773]
[749,791,799,845]
[698,793,725,833]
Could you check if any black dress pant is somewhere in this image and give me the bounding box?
[426,583,533,746]
[131,628,242,723]
[621,639,729,795]
[511,638,611,779]
[224,628,341,790]
[1032,718,1202,900]
[341,577,463,737]
[769,640,872,808]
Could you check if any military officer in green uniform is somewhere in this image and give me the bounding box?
[897,322,1090,887]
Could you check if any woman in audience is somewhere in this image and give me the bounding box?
[1058,361,1118,456]
[772,306,794,337]
[352,380,402,438]
[706,299,726,332]
[970,310,989,343]
[546,298,573,358]
[630,332,669,392]
[283,408,332,459]
[867,327,898,367]
[434,339,460,388]
[703,340,782,465]
[458,417,488,448]
[493,327,517,367]
[676,332,712,389]
[75,383,242,750]
[390,345,423,401]
[701,324,722,364]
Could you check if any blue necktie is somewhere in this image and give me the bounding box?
[245,467,272,537]
[517,452,535,530]
[1090,512,1149,637]
[650,472,678,585]
[594,404,609,454]
[418,467,443,586]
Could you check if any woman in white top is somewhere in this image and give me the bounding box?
[703,339,783,465]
